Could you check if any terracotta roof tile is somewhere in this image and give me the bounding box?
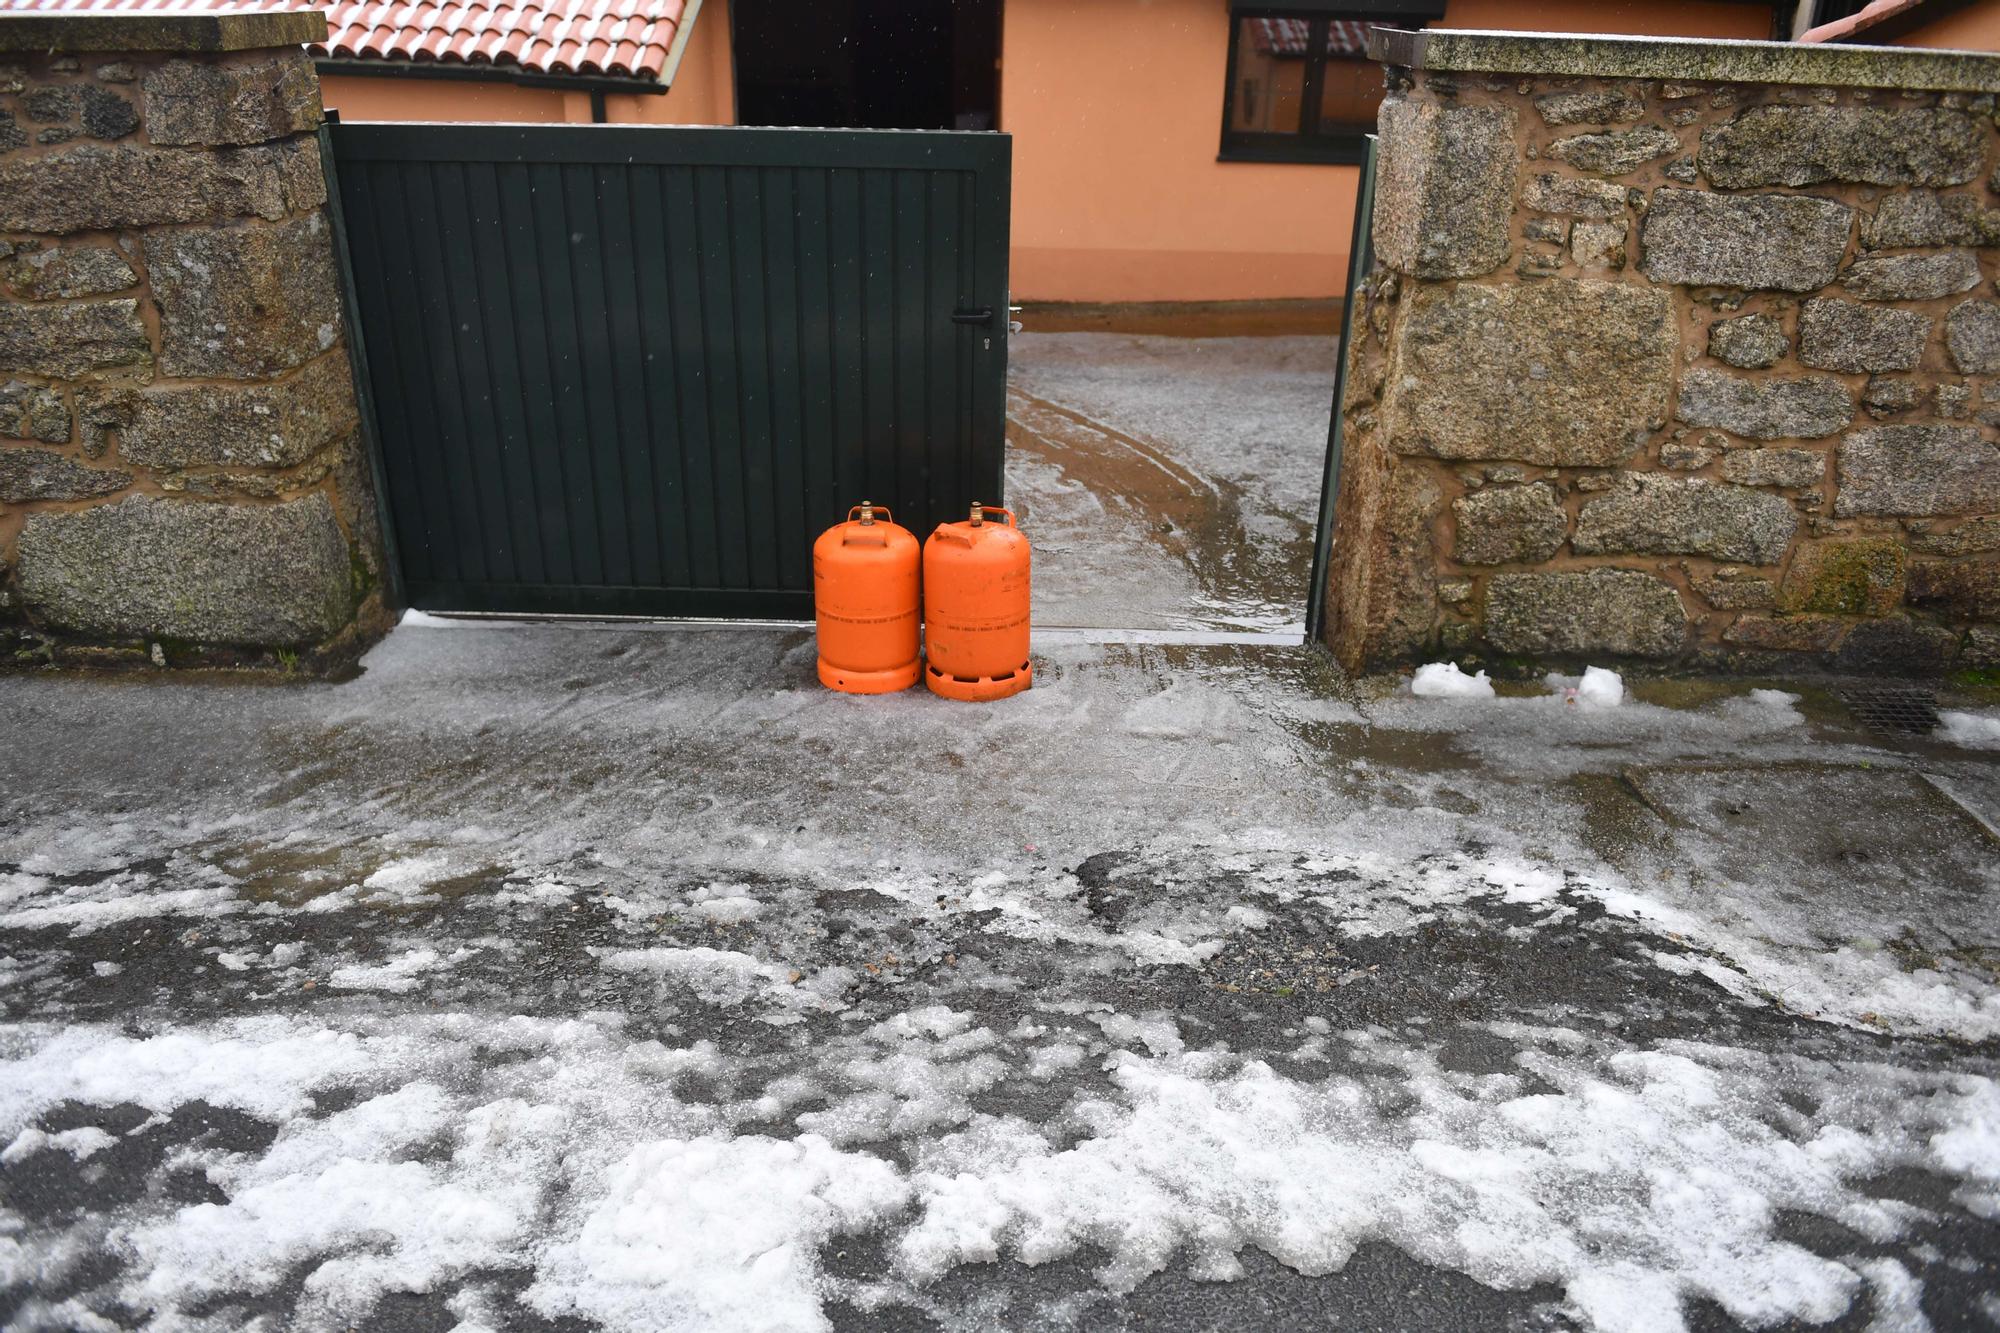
[0,0,688,82]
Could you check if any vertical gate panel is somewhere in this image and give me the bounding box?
[859,169,896,524]
[893,170,927,522]
[625,166,691,590]
[463,163,544,587]
[403,163,492,586]
[761,169,809,588]
[331,125,1010,619]
[792,170,838,567]
[730,165,779,592]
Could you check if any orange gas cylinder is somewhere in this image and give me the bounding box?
[814,502,920,694]
[922,503,1031,702]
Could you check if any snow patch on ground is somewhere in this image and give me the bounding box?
[594,946,806,1009]
[527,1134,907,1332]
[0,884,237,934]
[686,883,765,924]
[2,1008,1987,1332]
[2,1125,117,1164]
[1412,663,1494,699]
[360,855,454,899]
[328,947,464,993]
[1938,710,2000,749]
[1543,666,1624,708]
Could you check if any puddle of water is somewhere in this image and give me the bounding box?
[198,836,510,912]
[199,840,360,908]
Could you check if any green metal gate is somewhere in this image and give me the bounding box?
[326,123,1011,619]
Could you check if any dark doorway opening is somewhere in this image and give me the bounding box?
[731,0,1000,131]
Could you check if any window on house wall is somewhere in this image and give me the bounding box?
[1221,4,1440,164]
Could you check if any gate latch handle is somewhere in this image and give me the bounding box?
[952,307,995,326]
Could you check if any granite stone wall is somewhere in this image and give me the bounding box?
[0,12,385,672]
[1325,30,2000,677]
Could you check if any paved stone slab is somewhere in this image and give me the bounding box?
[1369,27,2000,94]
[145,214,342,378]
[1779,537,1906,615]
[1835,617,1960,675]
[24,84,77,124]
[1699,106,1984,189]
[1386,278,1674,467]
[0,243,137,299]
[1371,467,1443,663]
[1862,375,1920,416]
[0,381,69,443]
[1862,191,2000,249]
[0,10,327,53]
[143,50,322,147]
[1836,423,2000,516]
[108,354,357,470]
[0,298,150,378]
[1570,220,1626,270]
[1908,516,2000,556]
[1719,447,1825,489]
[16,492,355,646]
[0,139,323,234]
[1675,367,1851,440]
[1945,299,2000,374]
[1906,556,2000,620]
[1659,439,1716,470]
[1484,568,1687,658]
[1373,99,1517,280]
[1520,173,1628,219]
[1721,613,1846,653]
[80,85,139,140]
[1641,189,1852,292]
[1839,250,1982,303]
[1451,484,1568,566]
[1797,298,1930,374]
[1546,125,1681,175]
[1692,572,1776,610]
[1707,314,1790,370]
[1573,474,1797,564]
[0,447,133,502]
[1534,88,1644,126]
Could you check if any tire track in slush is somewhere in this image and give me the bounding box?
[1006,387,1309,633]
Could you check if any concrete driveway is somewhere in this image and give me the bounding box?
[1005,333,1334,634]
[3,619,1999,1332]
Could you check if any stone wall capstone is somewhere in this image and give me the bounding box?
[1323,29,2000,676]
[0,11,386,672]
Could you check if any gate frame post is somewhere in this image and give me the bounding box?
[1305,134,1377,645]
[318,112,407,611]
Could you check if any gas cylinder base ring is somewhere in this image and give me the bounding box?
[817,659,922,695]
[924,660,1033,703]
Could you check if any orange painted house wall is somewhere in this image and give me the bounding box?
[314,1,2000,304]
[607,2,734,125]
[998,0,1775,304]
[320,73,570,122]
[1890,0,2000,51]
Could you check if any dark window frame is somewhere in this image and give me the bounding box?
[1218,3,1439,165]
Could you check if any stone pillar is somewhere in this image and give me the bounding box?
[0,11,386,673]
[1324,30,2000,676]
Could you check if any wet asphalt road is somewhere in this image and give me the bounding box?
[4,335,1999,1330]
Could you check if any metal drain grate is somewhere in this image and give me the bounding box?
[1839,685,1942,736]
